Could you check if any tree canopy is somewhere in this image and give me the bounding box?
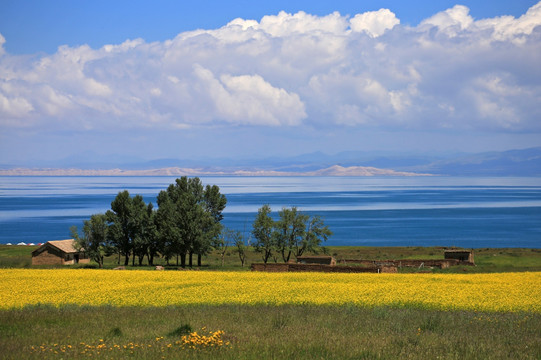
[73,178,331,267]
[73,177,226,268]
[71,213,113,268]
[252,205,332,263]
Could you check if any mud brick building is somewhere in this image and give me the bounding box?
[32,239,90,265]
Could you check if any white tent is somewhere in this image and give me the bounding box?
[17,242,26,246]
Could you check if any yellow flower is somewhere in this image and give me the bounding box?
[2,269,540,313]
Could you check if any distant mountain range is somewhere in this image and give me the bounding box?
[1,147,540,176]
[0,165,428,177]
[402,147,541,176]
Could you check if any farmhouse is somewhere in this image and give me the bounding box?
[31,239,90,265]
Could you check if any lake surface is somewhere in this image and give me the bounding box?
[1,176,540,248]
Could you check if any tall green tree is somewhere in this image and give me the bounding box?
[156,177,226,268]
[106,191,147,266]
[142,203,159,266]
[216,226,233,267]
[130,194,149,266]
[70,213,113,268]
[253,206,332,263]
[155,193,180,265]
[274,207,308,263]
[296,215,332,258]
[198,184,227,266]
[233,231,247,267]
[106,191,132,266]
[252,204,275,263]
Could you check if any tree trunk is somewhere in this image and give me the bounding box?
[281,249,287,263]
[180,252,186,268]
[189,251,193,268]
[264,249,271,264]
[124,254,129,266]
[238,254,245,267]
[197,253,202,267]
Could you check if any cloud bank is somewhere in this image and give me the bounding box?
[1,3,540,133]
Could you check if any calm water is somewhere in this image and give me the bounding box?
[1,176,540,248]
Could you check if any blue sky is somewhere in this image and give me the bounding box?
[1,0,540,166]
[2,1,537,54]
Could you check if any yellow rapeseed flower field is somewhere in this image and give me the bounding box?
[1,269,540,312]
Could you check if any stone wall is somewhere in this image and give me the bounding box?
[250,263,290,272]
[444,250,475,265]
[250,263,397,273]
[297,256,336,266]
[341,259,460,269]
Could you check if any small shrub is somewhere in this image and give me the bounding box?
[168,323,193,337]
[80,264,98,269]
[107,326,122,337]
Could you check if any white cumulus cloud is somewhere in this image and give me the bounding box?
[192,64,305,126]
[421,5,474,36]
[350,9,400,37]
[0,3,540,133]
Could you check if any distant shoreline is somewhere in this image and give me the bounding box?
[0,165,432,177]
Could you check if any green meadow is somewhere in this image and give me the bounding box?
[1,304,540,359]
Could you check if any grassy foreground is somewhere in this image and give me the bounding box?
[1,304,540,360]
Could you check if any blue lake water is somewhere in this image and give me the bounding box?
[0,176,540,248]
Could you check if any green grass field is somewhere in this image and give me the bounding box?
[1,304,540,359]
[1,245,540,359]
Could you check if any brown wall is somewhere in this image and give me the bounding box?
[251,263,290,272]
[380,266,398,273]
[341,259,460,269]
[297,257,336,266]
[251,263,397,273]
[32,248,63,265]
[444,251,475,265]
